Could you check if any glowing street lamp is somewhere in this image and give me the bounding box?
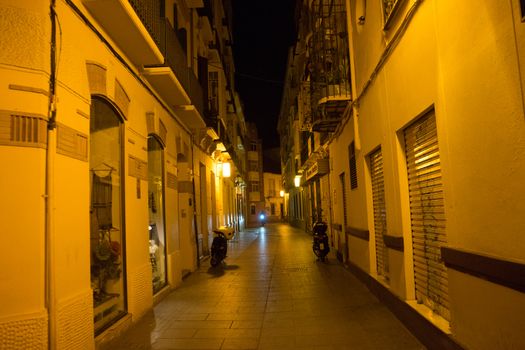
[222,161,231,178]
[294,175,301,188]
[279,190,284,197]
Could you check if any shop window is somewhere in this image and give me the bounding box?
[89,97,126,334]
[148,136,167,294]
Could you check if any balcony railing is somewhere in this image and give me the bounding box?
[309,0,351,132]
[128,0,163,48]
[126,1,204,115]
[158,18,204,116]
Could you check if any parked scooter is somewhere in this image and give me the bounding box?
[312,221,330,261]
[210,226,235,267]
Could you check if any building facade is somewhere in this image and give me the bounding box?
[0,0,249,348]
[245,122,265,227]
[279,0,525,349]
[262,172,285,222]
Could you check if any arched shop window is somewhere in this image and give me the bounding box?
[89,96,126,334]
[148,136,167,294]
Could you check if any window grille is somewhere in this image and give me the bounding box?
[404,110,449,320]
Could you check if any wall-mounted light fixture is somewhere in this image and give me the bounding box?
[222,161,231,178]
[294,175,301,188]
[279,190,284,197]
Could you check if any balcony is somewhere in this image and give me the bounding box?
[83,0,164,66]
[309,0,351,132]
[142,19,205,129]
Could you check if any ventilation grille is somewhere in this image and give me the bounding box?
[57,123,88,161]
[159,119,167,145]
[86,62,107,95]
[167,172,177,190]
[114,79,130,119]
[0,113,47,148]
[128,155,148,180]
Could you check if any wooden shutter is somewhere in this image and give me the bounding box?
[370,148,389,282]
[404,110,449,320]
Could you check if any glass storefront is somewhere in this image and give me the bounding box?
[89,97,126,334]
[148,136,167,294]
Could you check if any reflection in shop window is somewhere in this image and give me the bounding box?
[89,97,126,334]
[148,136,167,294]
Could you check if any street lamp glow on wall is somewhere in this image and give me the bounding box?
[294,175,301,187]
[222,161,231,178]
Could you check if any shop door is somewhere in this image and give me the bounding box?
[404,110,449,320]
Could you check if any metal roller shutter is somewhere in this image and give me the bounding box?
[404,110,450,320]
[370,148,389,282]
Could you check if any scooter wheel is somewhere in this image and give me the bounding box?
[210,256,219,267]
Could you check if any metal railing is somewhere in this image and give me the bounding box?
[128,0,163,48]
[129,0,204,117]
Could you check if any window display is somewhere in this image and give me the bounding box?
[148,137,167,293]
[89,97,126,333]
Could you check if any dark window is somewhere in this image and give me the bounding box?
[271,203,276,215]
[349,142,358,189]
[250,142,257,151]
[250,204,256,215]
[521,0,525,21]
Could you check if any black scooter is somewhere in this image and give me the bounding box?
[312,221,330,261]
[210,226,234,267]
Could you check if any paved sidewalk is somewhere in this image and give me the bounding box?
[100,224,424,350]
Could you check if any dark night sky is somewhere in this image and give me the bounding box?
[232,1,297,151]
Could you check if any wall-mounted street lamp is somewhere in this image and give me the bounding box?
[294,175,301,188]
[222,161,231,178]
[279,190,284,197]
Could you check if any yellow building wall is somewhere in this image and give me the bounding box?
[345,0,525,348]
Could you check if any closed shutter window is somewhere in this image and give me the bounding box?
[370,148,389,282]
[349,142,358,189]
[404,110,449,320]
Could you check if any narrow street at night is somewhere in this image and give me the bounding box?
[101,224,423,350]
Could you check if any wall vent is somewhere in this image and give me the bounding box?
[0,111,47,148]
[167,172,177,190]
[57,123,88,161]
[86,62,107,95]
[128,155,148,180]
[114,79,130,119]
[159,119,167,145]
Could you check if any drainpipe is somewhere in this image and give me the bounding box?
[46,0,58,348]
[190,134,200,268]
